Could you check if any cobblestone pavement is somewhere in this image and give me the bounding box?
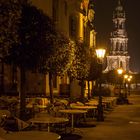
[70,94,140,140]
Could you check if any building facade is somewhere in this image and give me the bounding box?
[105,0,130,73]
[0,0,96,98]
[31,0,96,98]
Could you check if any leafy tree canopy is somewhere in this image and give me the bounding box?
[68,40,91,80]
[87,56,102,81]
[0,0,22,54]
[5,2,56,70]
[4,1,72,76]
[105,69,118,84]
[39,32,72,76]
[68,41,102,81]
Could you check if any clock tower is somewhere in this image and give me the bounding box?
[106,0,130,72]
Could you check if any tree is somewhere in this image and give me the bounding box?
[39,33,72,103]
[87,55,102,98]
[68,41,102,99]
[87,55,102,81]
[0,0,22,51]
[68,40,91,99]
[0,0,22,94]
[4,0,72,118]
[7,3,55,69]
[105,69,118,84]
[5,2,58,119]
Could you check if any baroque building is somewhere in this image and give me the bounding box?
[0,0,96,98]
[105,0,130,72]
[30,0,96,98]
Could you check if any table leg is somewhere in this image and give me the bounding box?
[71,114,74,132]
[48,123,50,132]
[38,123,41,130]
[84,112,86,121]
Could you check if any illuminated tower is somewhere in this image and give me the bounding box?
[106,0,130,72]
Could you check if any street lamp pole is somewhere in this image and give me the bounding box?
[124,74,132,96]
[127,75,132,96]
[95,48,106,121]
[124,74,128,98]
[117,68,123,98]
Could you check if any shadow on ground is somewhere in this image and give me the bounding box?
[60,133,82,140]
[76,122,96,128]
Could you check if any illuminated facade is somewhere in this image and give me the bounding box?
[0,0,96,97]
[31,0,96,97]
[105,0,130,72]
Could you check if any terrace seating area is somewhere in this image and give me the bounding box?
[0,95,117,139]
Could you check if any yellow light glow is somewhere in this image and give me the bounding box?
[129,75,132,79]
[95,49,106,59]
[127,75,132,82]
[117,68,123,75]
[124,74,128,79]
[127,78,131,82]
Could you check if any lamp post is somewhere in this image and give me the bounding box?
[124,74,128,98]
[124,74,132,96]
[127,75,132,96]
[95,48,106,121]
[117,68,123,98]
[123,74,132,104]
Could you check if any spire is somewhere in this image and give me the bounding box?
[116,0,123,11]
[105,0,130,72]
[118,0,121,6]
[113,0,125,18]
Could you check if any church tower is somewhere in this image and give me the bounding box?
[106,0,130,72]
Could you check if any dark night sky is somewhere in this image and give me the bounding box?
[94,0,140,72]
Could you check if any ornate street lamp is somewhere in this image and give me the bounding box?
[128,75,132,81]
[117,68,124,97]
[117,68,123,75]
[124,74,128,79]
[124,74,128,98]
[127,75,132,96]
[123,74,132,103]
[95,49,106,63]
[95,48,106,121]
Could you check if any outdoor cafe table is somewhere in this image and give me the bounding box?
[71,105,97,117]
[85,99,99,105]
[59,109,87,132]
[85,100,106,106]
[71,105,97,110]
[102,97,117,107]
[1,131,60,140]
[29,116,69,132]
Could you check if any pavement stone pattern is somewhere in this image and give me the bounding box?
[69,94,140,140]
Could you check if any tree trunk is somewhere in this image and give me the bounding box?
[0,59,4,96]
[49,72,53,104]
[80,79,85,101]
[69,76,73,97]
[19,66,26,120]
[0,46,5,96]
[87,80,90,99]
